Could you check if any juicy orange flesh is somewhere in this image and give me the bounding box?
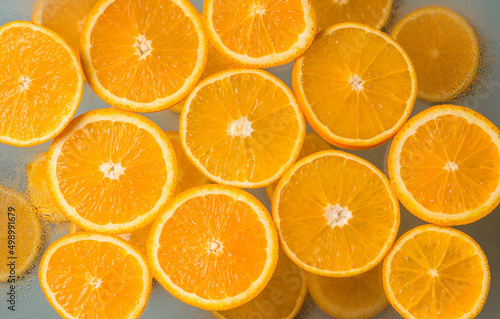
[312,0,391,32]
[216,249,304,318]
[90,0,200,103]
[46,240,144,318]
[300,27,413,140]
[278,155,396,272]
[393,9,477,99]
[185,72,301,184]
[399,115,500,214]
[389,231,486,318]
[211,0,307,57]
[56,120,168,225]
[157,194,269,300]
[0,26,80,142]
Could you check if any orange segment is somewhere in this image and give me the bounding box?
[47,108,177,234]
[273,150,399,276]
[80,0,208,112]
[203,0,316,68]
[0,21,84,146]
[308,263,388,319]
[180,69,305,188]
[147,185,279,310]
[312,0,393,32]
[383,225,490,319]
[293,22,417,149]
[388,105,500,225]
[39,232,151,319]
[391,6,479,102]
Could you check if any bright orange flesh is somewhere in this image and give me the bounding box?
[383,225,490,319]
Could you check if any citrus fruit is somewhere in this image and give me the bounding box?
[383,224,490,319]
[312,0,393,33]
[39,232,151,319]
[147,184,279,310]
[80,0,208,112]
[0,21,84,147]
[180,68,305,188]
[388,105,500,226]
[308,262,388,319]
[211,248,307,319]
[169,43,240,113]
[273,150,399,276]
[26,153,67,223]
[203,0,316,68]
[46,108,177,234]
[31,0,99,55]
[0,186,41,282]
[391,6,479,102]
[293,22,417,149]
[265,132,333,201]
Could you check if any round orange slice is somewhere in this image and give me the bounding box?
[39,232,151,319]
[80,0,208,112]
[388,105,500,226]
[391,6,479,102]
[273,150,399,277]
[46,108,177,234]
[147,185,279,310]
[203,0,316,68]
[180,69,305,188]
[0,21,84,147]
[293,22,417,149]
[383,224,490,319]
[308,262,388,319]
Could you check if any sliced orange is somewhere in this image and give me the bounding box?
[211,248,307,319]
[203,0,316,68]
[39,232,151,319]
[26,153,67,223]
[312,0,393,32]
[0,21,84,147]
[266,132,333,200]
[383,224,490,319]
[273,150,399,276]
[147,185,279,310]
[180,69,305,188]
[31,0,99,55]
[46,108,177,234]
[391,6,479,102]
[80,0,208,112]
[308,262,388,319]
[0,186,41,282]
[388,105,500,225]
[293,22,417,149]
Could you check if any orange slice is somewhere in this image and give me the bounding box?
[0,21,84,147]
[26,153,67,223]
[312,0,393,32]
[147,185,279,310]
[180,69,305,188]
[391,6,479,102]
[383,224,490,319]
[266,132,333,201]
[211,248,307,319]
[293,22,417,149]
[273,150,399,276]
[80,0,208,112]
[203,0,316,68]
[31,0,99,55]
[308,262,388,319]
[46,108,177,234]
[388,105,500,225]
[39,232,151,319]
[0,186,41,282]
